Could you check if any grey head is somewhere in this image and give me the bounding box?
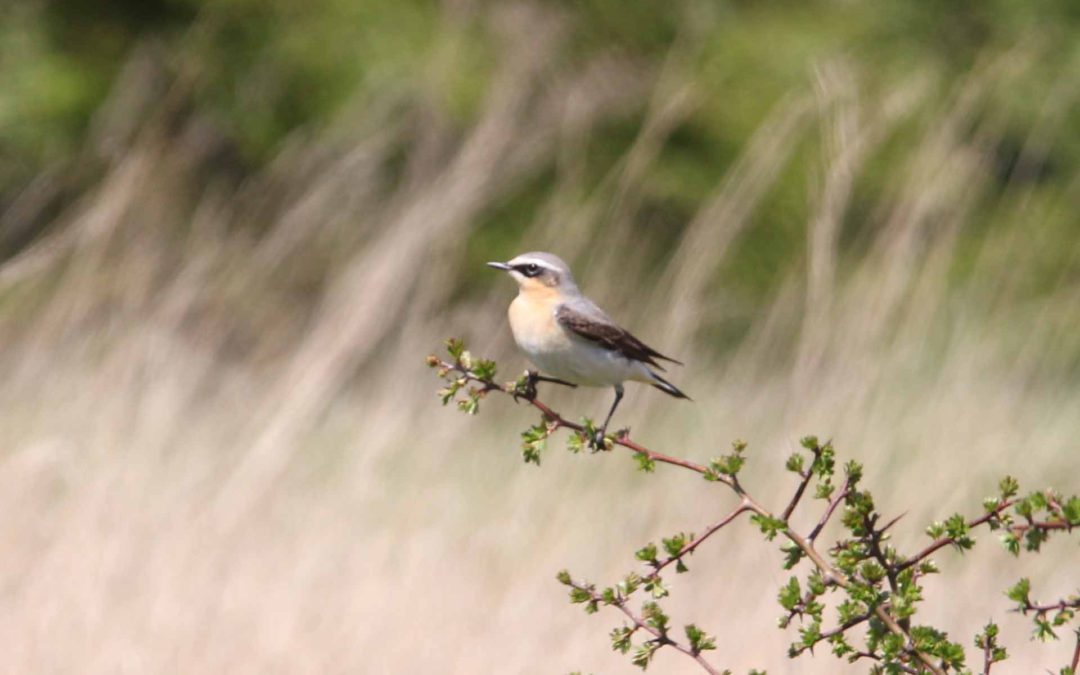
[486,251,579,292]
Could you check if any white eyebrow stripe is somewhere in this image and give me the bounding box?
[512,258,559,271]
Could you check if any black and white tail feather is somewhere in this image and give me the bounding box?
[649,371,691,400]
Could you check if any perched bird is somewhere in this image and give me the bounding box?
[487,252,689,445]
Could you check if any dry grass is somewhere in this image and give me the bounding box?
[0,8,1077,674]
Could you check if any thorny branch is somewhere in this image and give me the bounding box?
[433,353,945,672]
[429,343,1080,674]
[646,504,750,580]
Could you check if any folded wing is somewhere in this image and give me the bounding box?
[555,303,682,370]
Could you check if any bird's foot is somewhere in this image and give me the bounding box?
[513,370,578,403]
[512,370,540,402]
[589,428,613,452]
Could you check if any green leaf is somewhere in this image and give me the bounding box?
[521,421,551,465]
[781,542,805,570]
[618,572,642,596]
[918,560,939,575]
[812,443,836,479]
[1062,496,1080,526]
[601,587,617,605]
[779,577,801,611]
[1006,578,1031,605]
[751,514,787,541]
[610,626,633,654]
[1034,617,1057,641]
[843,460,863,484]
[641,602,669,633]
[813,480,835,500]
[860,561,886,583]
[636,543,658,564]
[567,432,586,454]
[999,476,1020,499]
[631,642,659,669]
[445,337,465,360]
[472,358,497,380]
[799,620,822,649]
[1001,531,1021,556]
[644,576,669,599]
[662,533,690,557]
[569,587,592,604]
[708,454,744,477]
[457,393,479,415]
[685,624,717,652]
[634,451,656,473]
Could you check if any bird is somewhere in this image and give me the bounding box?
[487,251,689,446]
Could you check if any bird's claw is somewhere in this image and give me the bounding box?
[512,370,540,402]
[589,429,611,452]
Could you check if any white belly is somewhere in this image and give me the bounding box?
[508,295,651,387]
[528,339,652,387]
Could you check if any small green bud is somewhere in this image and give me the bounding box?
[999,475,1020,499]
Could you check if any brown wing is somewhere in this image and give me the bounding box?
[556,304,682,370]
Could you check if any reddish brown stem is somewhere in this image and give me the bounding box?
[897,501,1017,572]
[649,503,751,578]
[808,480,852,543]
[789,613,872,656]
[1070,631,1080,674]
[567,580,724,675]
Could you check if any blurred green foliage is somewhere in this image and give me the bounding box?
[1,0,1077,312]
[6,0,1078,166]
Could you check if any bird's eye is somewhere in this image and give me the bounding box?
[523,264,540,277]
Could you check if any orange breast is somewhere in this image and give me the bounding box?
[508,290,568,354]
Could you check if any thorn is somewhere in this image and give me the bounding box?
[881,513,907,534]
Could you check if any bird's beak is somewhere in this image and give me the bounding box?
[486,261,512,271]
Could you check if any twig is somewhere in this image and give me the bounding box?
[438,358,719,478]
[789,613,872,656]
[1021,598,1080,614]
[567,579,724,675]
[982,632,994,675]
[1070,630,1080,674]
[897,501,1017,572]
[782,467,815,521]
[808,479,852,543]
[648,503,751,578]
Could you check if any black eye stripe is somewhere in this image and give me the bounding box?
[514,263,543,277]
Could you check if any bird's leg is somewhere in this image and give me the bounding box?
[531,372,579,389]
[516,370,578,402]
[592,384,624,450]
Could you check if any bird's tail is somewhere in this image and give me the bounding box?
[649,371,691,401]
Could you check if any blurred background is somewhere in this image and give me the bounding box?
[1,0,1078,672]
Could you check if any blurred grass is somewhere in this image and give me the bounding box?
[0,1,1077,673]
